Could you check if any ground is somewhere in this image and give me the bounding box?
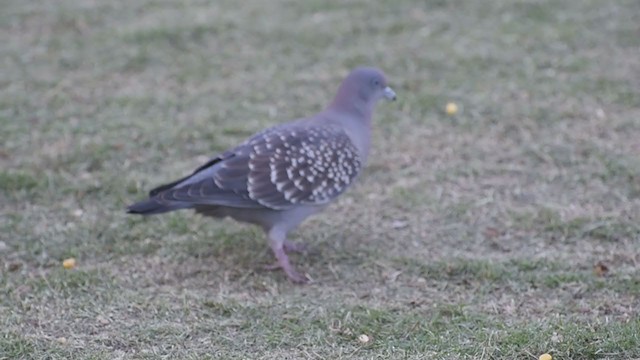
[1,0,639,359]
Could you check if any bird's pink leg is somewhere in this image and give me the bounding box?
[263,240,308,271]
[267,228,308,283]
[283,239,308,254]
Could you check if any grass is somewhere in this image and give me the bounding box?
[1,0,639,358]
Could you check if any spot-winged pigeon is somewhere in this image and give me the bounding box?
[127,67,396,283]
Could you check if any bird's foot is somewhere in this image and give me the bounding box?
[263,261,308,283]
[283,267,309,284]
[268,245,309,284]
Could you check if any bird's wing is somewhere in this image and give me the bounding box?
[151,124,362,210]
[245,124,362,209]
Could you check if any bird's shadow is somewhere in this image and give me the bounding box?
[125,215,376,285]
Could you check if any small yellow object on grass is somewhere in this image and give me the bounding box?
[358,334,370,344]
[445,102,458,115]
[63,258,76,269]
[539,353,552,360]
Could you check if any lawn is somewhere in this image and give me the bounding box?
[1,0,639,359]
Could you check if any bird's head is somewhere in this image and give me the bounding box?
[330,67,396,115]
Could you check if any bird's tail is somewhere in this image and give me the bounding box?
[126,198,190,215]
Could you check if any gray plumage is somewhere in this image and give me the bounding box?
[127,67,396,283]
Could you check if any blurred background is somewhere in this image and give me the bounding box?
[1,0,639,358]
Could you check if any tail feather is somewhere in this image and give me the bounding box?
[126,198,190,215]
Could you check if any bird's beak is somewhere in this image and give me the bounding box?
[383,86,397,101]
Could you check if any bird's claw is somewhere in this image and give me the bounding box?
[263,261,309,283]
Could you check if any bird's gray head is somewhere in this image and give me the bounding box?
[329,67,396,116]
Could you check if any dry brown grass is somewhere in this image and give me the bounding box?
[2,0,639,358]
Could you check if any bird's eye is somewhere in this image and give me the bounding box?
[372,79,380,87]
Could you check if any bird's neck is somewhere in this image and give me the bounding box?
[332,98,373,119]
[330,85,375,120]
[323,106,373,164]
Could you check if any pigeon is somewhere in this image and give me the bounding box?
[127,67,396,283]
